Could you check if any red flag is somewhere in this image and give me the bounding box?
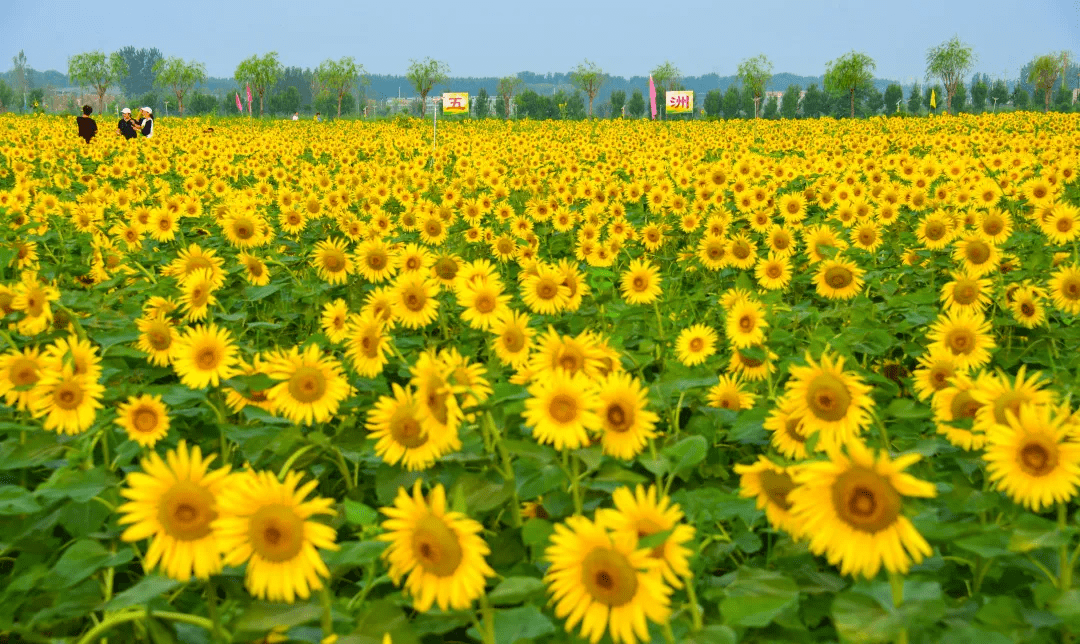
[246,84,253,106]
[235,93,243,112]
[649,75,657,119]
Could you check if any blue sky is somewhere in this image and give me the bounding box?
[3,0,1078,82]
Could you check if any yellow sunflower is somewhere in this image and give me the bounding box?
[984,404,1080,511]
[764,396,811,459]
[320,299,351,344]
[940,270,992,313]
[344,313,391,378]
[490,310,534,368]
[265,344,352,426]
[0,346,44,411]
[595,372,659,460]
[788,441,935,579]
[674,323,718,367]
[520,263,571,315]
[706,374,757,411]
[171,324,239,390]
[931,372,988,451]
[911,347,964,402]
[814,258,865,300]
[971,366,1055,435]
[1049,264,1080,315]
[367,384,460,471]
[457,280,511,331]
[32,366,104,435]
[213,470,339,603]
[117,440,231,581]
[925,309,996,370]
[391,272,441,329]
[115,394,170,447]
[311,237,354,285]
[754,253,792,290]
[783,351,874,452]
[545,515,671,644]
[725,298,768,349]
[735,457,802,535]
[379,480,495,612]
[524,370,601,451]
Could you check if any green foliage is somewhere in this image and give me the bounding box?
[722,85,741,119]
[568,59,605,117]
[185,92,220,116]
[1012,85,1031,110]
[737,54,773,118]
[152,57,207,116]
[67,50,128,113]
[926,35,977,113]
[234,51,282,117]
[1028,53,1065,112]
[475,87,490,118]
[0,79,13,112]
[315,56,366,118]
[267,86,301,116]
[116,46,163,97]
[883,84,903,115]
[780,84,801,119]
[907,82,923,114]
[405,57,450,117]
[609,89,626,118]
[971,79,989,112]
[627,88,645,118]
[823,51,876,118]
[762,95,779,119]
[952,82,968,112]
[496,76,523,120]
[704,89,722,117]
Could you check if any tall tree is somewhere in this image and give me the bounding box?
[11,50,29,111]
[737,54,772,118]
[780,84,801,118]
[704,89,722,117]
[1028,53,1064,113]
[475,87,490,118]
[568,59,605,118]
[721,85,741,119]
[802,84,825,118]
[988,79,1008,109]
[650,61,681,118]
[234,52,282,117]
[315,56,365,118]
[883,83,903,114]
[68,50,128,114]
[907,82,923,113]
[1012,85,1031,110]
[970,78,988,112]
[406,58,449,118]
[609,90,626,118]
[496,76,523,120]
[952,82,968,112]
[116,46,163,97]
[823,51,876,118]
[926,36,976,113]
[627,89,645,118]
[152,57,206,116]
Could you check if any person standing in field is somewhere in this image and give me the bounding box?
[117,107,138,139]
[292,111,299,121]
[76,105,97,143]
[138,107,155,138]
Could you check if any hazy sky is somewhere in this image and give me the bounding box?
[3,0,1078,82]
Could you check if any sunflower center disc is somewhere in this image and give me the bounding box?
[391,412,428,449]
[11,359,38,386]
[832,468,901,534]
[475,295,495,313]
[195,346,219,370]
[739,315,754,332]
[249,503,305,562]
[632,276,647,291]
[323,253,343,271]
[413,514,463,577]
[946,329,975,355]
[605,403,631,432]
[368,254,386,269]
[1020,440,1058,476]
[55,383,84,410]
[581,546,638,607]
[954,282,978,304]
[159,481,216,541]
[133,408,159,433]
[502,330,525,352]
[288,366,326,404]
[759,469,795,511]
[966,242,990,264]
[1021,303,1035,316]
[537,280,558,300]
[806,373,852,422]
[148,328,171,350]
[950,391,981,419]
[689,338,704,352]
[824,267,853,289]
[549,394,578,424]
[404,290,425,311]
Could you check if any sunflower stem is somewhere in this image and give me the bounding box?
[684,575,703,632]
[652,300,665,341]
[277,444,317,480]
[206,578,223,643]
[320,585,334,640]
[888,572,908,644]
[570,454,583,516]
[480,593,496,644]
[1060,503,1073,591]
[486,412,522,528]
[332,448,355,492]
[661,621,677,644]
[74,609,229,644]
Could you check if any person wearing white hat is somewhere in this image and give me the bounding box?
[137,107,154,138]
[117,107,137,140]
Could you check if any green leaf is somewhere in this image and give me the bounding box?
[483,605,556,643]
[719,567,799,628]
[663,435,707,477]
[233,601,322,634]
[954,530,1011,558]
[638,528,674,550]
[683,625,738,644]
[885,399,932,420]
[831,590,902,643]
[521,519,554,549]
[344,499,378,526]
[43,540,132,591]
[1051,589,1080,630]
[0,485,41,515]
[36,466,108,503]
[728,406,769,445]
[488,576,546,606]
[104,575,181,611]
[245,283,285,300]
[1009,513,1076,553]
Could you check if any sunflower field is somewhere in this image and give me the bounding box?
[1,111,1080,644]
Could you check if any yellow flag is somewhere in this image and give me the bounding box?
[930,89,936,109]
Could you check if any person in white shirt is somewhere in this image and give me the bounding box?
[138,107,154,138]
[292,112,299,121]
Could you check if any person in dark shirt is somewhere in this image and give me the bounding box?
[76,105,97,143]
[117,107,137,139]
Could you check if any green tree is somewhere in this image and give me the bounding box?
[883,84,903,114]
[627,88,645,118]
[11,50,29,111]
[235,52,282,117]
[863,86,884,115]
[406,58,449,118]
[802,84,825,118]
[721,85,741,118]
[907,82,923,113]
[475,87,490,118]
[952,82,968,112]
[496,76,523,120]
[703,89,721,117]
[823,51,876,118]
[737,54,772,118]
[970,78,988,112]
[740,88,756,119]
[187,92,220,116]
[762,95,779,119]
[650,61,681,118]
[0,79,13,112]
[315,57,365,118]
[989,79,1008,110]
[926,36,976,113]
[1011,85,1030,110]
[609,90,626,117]
[68,50,128,114]
[568,59,605,118]
[780,84,801,118]
[268,86,301,115]
[315,91,352,117]
[151,57,206,116]
[1028,53,1063,113]
[116,46,163,97]
[566,91,586,119]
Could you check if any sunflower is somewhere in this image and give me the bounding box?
[490,310,534,368]
[117,441,231,581]
[213,469,338,603]
[754,253,792,290]
[814,258,864,300]
[696,235,729,271]
[238,252,271,286]
[265,344,352,426]
[457,281,511,331]
[911,347,963,401]
[789,441,935,579]
[784,351,874,452]
[983,404,1080,511]
[0,346,45,411]
[32,366,104,435]
[379,480,494,612]
[952,234,1000,277]
[524,370,601,451]
[914,212,953,250]
[735,457,802,535]
[674,323,718,367]
[931,373,988,450]
[940,270,992,313]
[395,243,434,273]
[764,396,811,459]
[707,374,757,411]
[115,393,170,447]
[545,515,671,644]
[725,298,768,349]
[354,238,397,283]
[595,372,659,460]
[557,258,590,312]
[851,222,883,252]
[1009,285,1047,328]
[598,485,695,588]
[977,208,1012,244]
[521,264,571,314]
[11,271,59,336]
[1050,264,1080,315]
[971,366,1055,436]
[367,384,455,471]
[1043,204,1080,245]
[311,238,354,285]
[391,272,441,329]
[344,313,391,378]
[42,334,102,381]
[171,324,240,389]
[727,344,778,382]
[135,315,178,367]
[179,268,220,323]
[925,309,996,370]
[223,355,275,413]
[410,351,464,439]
